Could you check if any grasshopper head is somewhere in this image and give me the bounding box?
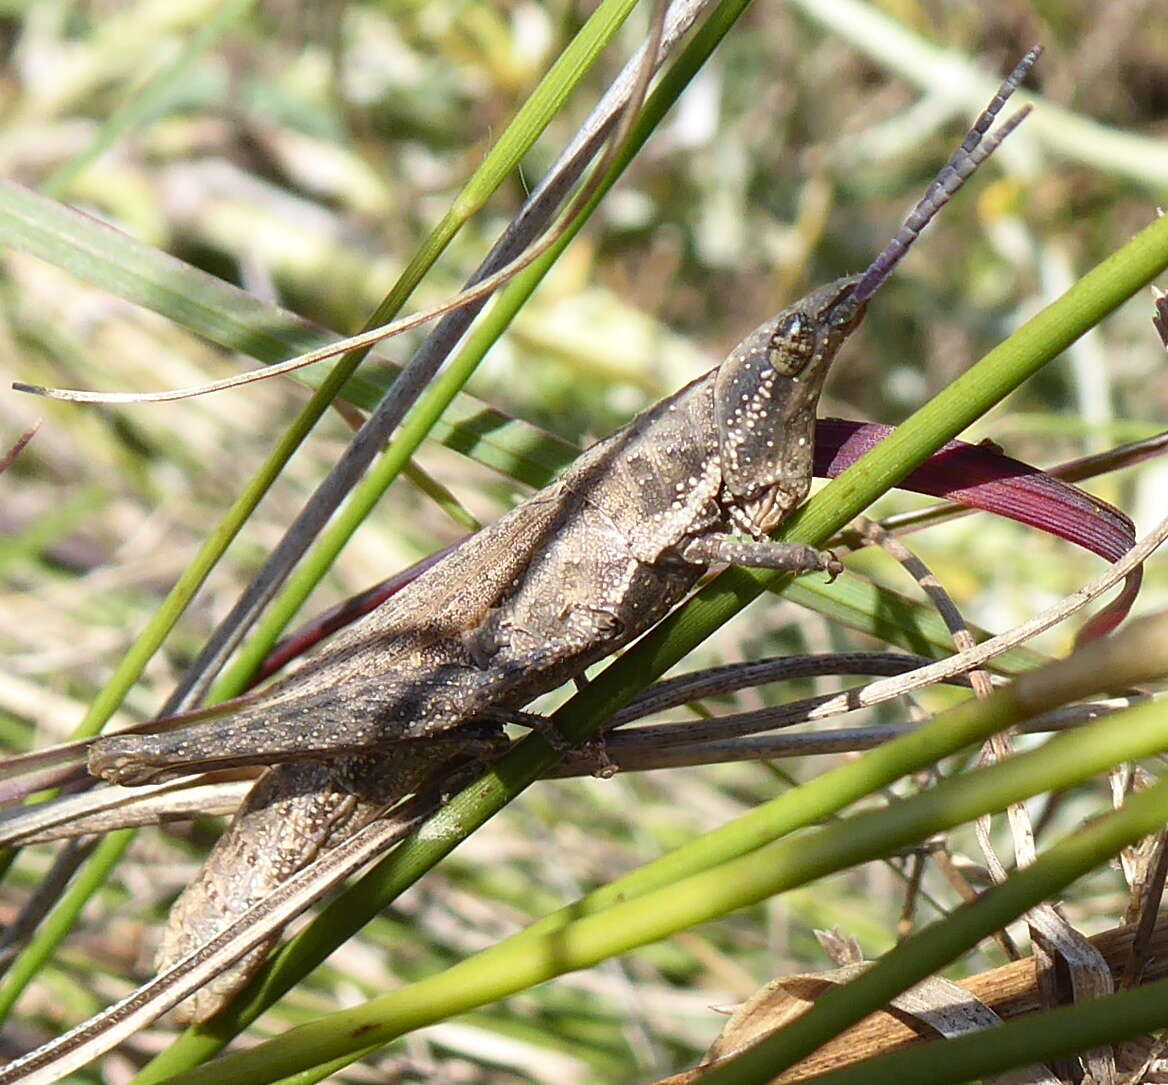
[714,275,864,537]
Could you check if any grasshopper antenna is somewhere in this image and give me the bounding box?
[847,44,1041,313]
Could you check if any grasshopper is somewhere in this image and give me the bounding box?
[86,50,1038,1022]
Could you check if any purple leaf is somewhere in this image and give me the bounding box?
[813,419,1140,638]
[813,419,1135,563]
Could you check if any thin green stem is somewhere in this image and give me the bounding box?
[0,831,134,1020]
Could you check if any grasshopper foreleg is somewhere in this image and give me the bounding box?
[680,535,841,579]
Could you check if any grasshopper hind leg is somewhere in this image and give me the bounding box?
[160,730,502,1023]
[88,667,491,784]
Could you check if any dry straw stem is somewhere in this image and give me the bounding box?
[659,914,1168,1083]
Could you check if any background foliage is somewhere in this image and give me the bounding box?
[0,1,1166,1081]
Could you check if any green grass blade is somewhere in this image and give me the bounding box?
[699,768,1168,1084]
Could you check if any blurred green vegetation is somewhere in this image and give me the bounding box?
[0,1,1165,1081]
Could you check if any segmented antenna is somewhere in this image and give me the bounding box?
[848,44,1042,311]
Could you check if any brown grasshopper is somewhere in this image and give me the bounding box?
[86,51,1038,1021]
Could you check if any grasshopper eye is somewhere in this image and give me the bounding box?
[767,311,817,376]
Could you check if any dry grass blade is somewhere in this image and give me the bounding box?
[600,671,989,751]
[0,777,249,848]
[0,424,39,475]
[609,651,958,725]
[1120,829,1168,991]
[548,703,1124,775]
[847,519,993,692]
[3,701,1134,843]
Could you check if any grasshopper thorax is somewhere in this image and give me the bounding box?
[713,275,864,537]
